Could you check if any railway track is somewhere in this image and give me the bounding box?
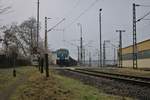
[67,68,150,87]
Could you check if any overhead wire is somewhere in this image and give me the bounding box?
[64,0,81,18]
[51,0,81,38]
[64,0,99,30]
[137,10,150,22]
[61,0,81,41]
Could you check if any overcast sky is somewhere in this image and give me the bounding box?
[0,0,150,60]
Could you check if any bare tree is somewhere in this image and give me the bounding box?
[3,23,27,56]
[18,17,38,55]
[1,17,44,58]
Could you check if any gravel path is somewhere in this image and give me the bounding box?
[0,74,27,100]
[57,69,150,100]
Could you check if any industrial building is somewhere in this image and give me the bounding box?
[122,39,150,68]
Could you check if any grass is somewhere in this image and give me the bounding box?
[11,69,73,100]
[55,74,132,100]
[0,66,133,100]
[10,67,132,100]
[0,68,18,90]
[0,66,36,90]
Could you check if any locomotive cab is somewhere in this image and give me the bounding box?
[56,48,69,66]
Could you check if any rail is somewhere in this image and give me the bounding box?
[67,68,150,87]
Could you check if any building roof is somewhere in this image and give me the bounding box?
[123,39,150,49]
[122,39,150,54]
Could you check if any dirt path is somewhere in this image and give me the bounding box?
[0,74,27,100]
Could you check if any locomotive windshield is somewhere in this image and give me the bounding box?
[57,49,69,58]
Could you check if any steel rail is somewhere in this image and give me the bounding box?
[67,69,150,87]
[78,69,150,81]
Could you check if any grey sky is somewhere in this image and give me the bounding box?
[1,0,150,60]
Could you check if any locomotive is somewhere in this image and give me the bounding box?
[56,48,77,66]
[56,48,69,66]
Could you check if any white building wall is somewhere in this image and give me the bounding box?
[123,58,150,68]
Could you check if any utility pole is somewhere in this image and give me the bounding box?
[132,3,150,69]
[77,23,83,65]
[116,30,125,68]
[103,40,110,67]
[37,0,40,48]
[114,48,116,65]
[36,0,40,71]
[45,17,48,51]
[89,52,92,67]
[99,9,102,67]
[98,51,100,67]
[44,17,64,76]
[45,17,51,77]
[77,46,80,64]
[83,48,85,65]
[103,41,106,67]
[81,25,83,66]
[133,3,138,69]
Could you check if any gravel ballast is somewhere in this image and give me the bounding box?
[57,69,150,100]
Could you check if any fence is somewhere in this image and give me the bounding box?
[0,54,31,68]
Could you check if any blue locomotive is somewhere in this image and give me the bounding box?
[56,48,77,66]
[56,48,69,66]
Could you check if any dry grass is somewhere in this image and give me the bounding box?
[11,69,74,100]
[0,68,18,90]
[11,67,132,100]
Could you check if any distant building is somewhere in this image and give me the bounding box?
[122,39,150,68]
[50,51,57,65]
